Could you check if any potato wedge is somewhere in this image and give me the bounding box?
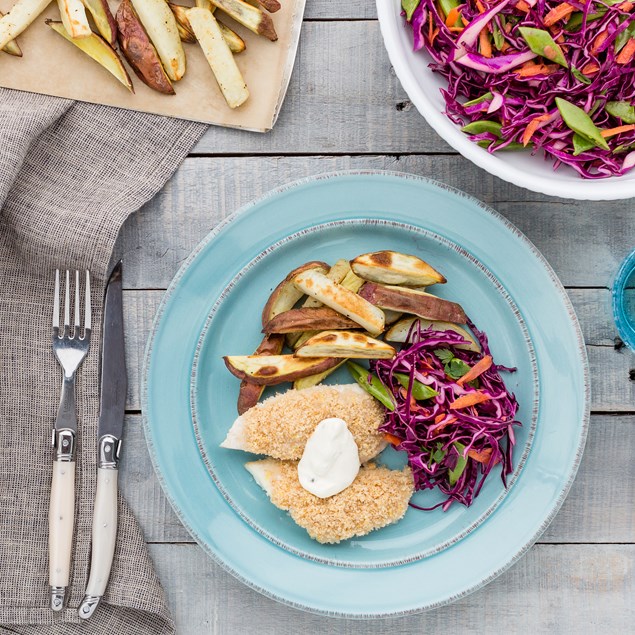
[339,269,364,293]
[294,360,347,390]
[131,0,185,81]
[293,270,385,336]
[382,309,403,325]
[0,0,52,50]
[209,0,277,40]
[261,261,329,327]
[295,331,396,359]
[351,251,446,287]
[176,20,196,42]
[47,21,134,92]
[249,0,281,13]
[57,0,91,38]
[302,259,351,309]
[225,355,340,385]
[359,283,467,324]
[264,307,360,334]
[187,7,249,109]
[217,19,246,53]
[169,3,196,42]
[81,0,117,45]
[237,334,284,414]
[385,317,480,352]
[170,3,245,52]
[117,0,175,94]
[0,11,21,56]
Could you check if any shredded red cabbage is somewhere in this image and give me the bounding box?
[404,0,635,178]
[372,321,520,511]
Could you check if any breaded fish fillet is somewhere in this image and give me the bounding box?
[245,459,414,544]
[221,384,387,463]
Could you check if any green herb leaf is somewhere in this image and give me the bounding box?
[461,120,503,137]
[606,100,635,124]
[347,362,395,411]
[519,26,568,67]
[433,348,454,364]
[464,91,493,107]
[556,97,610,150]
[433,349,471,379]
[394,373,439,401]
[448,442,468,485]
[439,0,460,18]
[401,0,421,21]
[572,133,598,155]
[571,66,592,85]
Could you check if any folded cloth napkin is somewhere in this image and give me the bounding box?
[0,88,206,634]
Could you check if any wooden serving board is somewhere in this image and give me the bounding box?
[0,0,305,131]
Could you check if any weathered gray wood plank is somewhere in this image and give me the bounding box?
[192,22,447,155]
[121,288,633,412]
[121,414,635,544]
[117,156,635,291]
[147,542,634,634]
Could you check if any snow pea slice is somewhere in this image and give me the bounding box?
[401,0,420,21]
[519,26,568,67]
[394,373,439,401]
[556,97,609,150]
[347,362,395,411]
[449,442,468,485]
[572,133,598,156]
[606,100,635,124]
[461,120,502,136]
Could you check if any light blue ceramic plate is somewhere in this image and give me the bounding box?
[143,172,589,617]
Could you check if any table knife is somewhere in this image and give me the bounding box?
[78,262,127,619]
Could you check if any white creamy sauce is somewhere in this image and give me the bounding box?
[297,417,360,498]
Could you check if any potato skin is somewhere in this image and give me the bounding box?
[116,0,175,95]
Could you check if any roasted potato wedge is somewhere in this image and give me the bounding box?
[209,0,277,40]
[339,269,364,293]
[291,330,319,350]
[0,11,21,55]
[359,283,467,324]
[176,20,196,43]
[0,0,51,50]
[169,3,196,42]
[117,0,175,94]
[293,360,347,390]
[57,0,91,38]
[250,0,281,13]
[217,19,246,53]
[293,270,385,336]
[131,0,185,81]
[295,331,396,359]
[225,354,340,385]
[47,21,134,92]
[237,334,284,414]
[261,261,329,327]
[385,317,480,352]
[187,7,249,109]
[264,307,360,334]
[81,0,117,45]
[302,259,350,309]
[382,309,403,325]
[351,251,446,287]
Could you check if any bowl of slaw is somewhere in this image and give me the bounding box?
[377,0,635,199]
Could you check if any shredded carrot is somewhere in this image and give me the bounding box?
[617,38,635,64]
[384,433,403,446]
[500,41,511,52]
[601,124,635,138]
[445,5,461,26]
[450,391,491,409]
[504,21,512,33]
[544,2,574,26]
[591,30,608,55]
[479,29,493,57]
[516,0,531,12]
[515,63,558,77]
[461,14,470,26]
[434,413,446,424]
[581,62,600,75]
[428,11,435,42]
[467,447,493,463]
[457,355,493,386]
[448,25,465,31]
[475,0,486,12]
[618,1,634,10]
[521,114,551,146]
[430,26,440,44]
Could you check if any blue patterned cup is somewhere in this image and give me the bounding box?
[613,249,635,350]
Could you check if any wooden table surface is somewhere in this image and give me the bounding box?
[113,2,635,632]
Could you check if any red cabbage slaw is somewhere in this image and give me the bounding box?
[371,321,520,510]
[403,0,635,178]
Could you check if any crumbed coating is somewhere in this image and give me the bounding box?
[240,385,386,463]
[267,461,414,544]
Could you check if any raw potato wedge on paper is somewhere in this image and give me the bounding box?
[57,0,91,38]
[117,0,174,94]
[210,0,277,40]
[47,21,134,92]
[81,0,117,45]
[0,11,21,56]
[187,7,249,109]
[293,269,385,336]
[359,282,467,324]
[263,307,360,334]
[295,331,396,360]
[0,0,51,50]
[351,251,446,287]
[131,0,185,81]
[224,354,341,385]
[385,317,480,352]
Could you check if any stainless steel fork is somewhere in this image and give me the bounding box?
[49,270,91,611]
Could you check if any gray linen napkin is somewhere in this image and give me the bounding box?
[0,88,206,633]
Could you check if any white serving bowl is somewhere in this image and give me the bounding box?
[377,0,635,200]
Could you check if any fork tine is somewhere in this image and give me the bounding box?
[53,270,60,330]
[64,271,70,334]
[84,271,91,333]
[74,271,80,332]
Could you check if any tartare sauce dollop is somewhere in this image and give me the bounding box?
[297,417,360,498]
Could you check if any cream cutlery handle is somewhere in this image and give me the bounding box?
[78,468,118,619]
[48,458,75,610]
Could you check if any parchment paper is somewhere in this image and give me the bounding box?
[0,0,304,131]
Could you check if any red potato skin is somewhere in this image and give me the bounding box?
[116,0,175,95]
[263,307,360,334]
[224,355,341,386]
[359,282,467,324]
[83,0,118,45]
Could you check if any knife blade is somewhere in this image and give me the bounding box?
[78,261,127,619]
